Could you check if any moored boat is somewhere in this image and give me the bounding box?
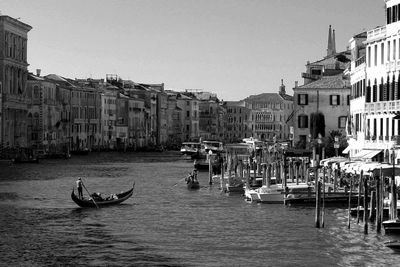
[71,183,135,208]
[180,142,201,156]
[383,219,400,234]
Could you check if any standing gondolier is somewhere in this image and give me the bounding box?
[76,177,83,199]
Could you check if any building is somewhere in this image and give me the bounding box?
[348,0,400,163]
[223,100,251,143]
[176,92,199,142]
[0,15,32,149]
[244,80,293,143]
[293,26,351,149]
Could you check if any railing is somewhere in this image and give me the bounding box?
[355,56,365,68]
[367,26,386,42]
[365,99,400,113]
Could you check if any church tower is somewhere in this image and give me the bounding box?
[327,25,336,57]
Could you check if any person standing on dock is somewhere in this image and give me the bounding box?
[76,177,83,199]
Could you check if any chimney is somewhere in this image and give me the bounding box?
[332,29,336,54]
[36,69,41,77]
[327,25,334,57]
[279,79,286,95]
[295,81,298,88]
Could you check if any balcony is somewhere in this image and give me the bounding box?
[392,135,400,145]
[366,26,386,43]
[355,56,365,68]
[365,100,400,114]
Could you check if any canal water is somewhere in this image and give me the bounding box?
[0,152,398,266]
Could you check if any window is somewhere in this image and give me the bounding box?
[330,95,340,105]
[311,69,321,75]
[374,45,378,66]
[347,95,350,105]
[338,116,347,128]
[186,111,190,118]
[394,39,397,60]
[388,41,391,61]
[382,43,385,64]
[388,7,392,25]
[298,115,308,128]
[368,46,371,67]
[298,94,308,105]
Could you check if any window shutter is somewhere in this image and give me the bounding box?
[337,95,340,105]
[305,94,308,105]
[297,94,301,105]
[330,95,333,105]
[305,115,308,128]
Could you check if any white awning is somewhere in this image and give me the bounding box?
[351,149,382,160]
[362,149,382,159]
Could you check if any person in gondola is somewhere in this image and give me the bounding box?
[193,169,198,182]
[186,172,194,184]
[76,177,83,199]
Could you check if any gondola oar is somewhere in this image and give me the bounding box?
[172,177,188,187]
[81,180,99,208]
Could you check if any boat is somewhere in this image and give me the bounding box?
[71,183,135,208]
[257,183,312,204]
[202,140,224,154]
[12,155,39,164]
[71,147,90,155]
[284,191,359,206]
[180,142,201,156]
[383,219,400,234]
[187,179,200,190]
[385,240,400,250]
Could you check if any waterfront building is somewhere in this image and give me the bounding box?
[27,71,65,154]
[176,92,199,142]
[198,99,223,141]
[348,0,400,163]
[223,100,251,143]
[293,26,351,148]
[244,80,293,142]
[116,93,129,150]
[128,96,146,149]
[101,88,118,149]
[0,15,32,149]
[165,91,183,146]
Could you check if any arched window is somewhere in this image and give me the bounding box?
[373,79,378,102]
[392,76,396,100]
[379,78,384,101]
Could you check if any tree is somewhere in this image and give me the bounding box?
[310,112,325,139]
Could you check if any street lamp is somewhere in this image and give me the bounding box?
[334,136,339,157]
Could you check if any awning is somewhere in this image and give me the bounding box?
[342,146,350,154]
[362,149,382,159]
[351,149,382,160]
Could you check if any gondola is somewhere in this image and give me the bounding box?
[71,183,135,208]
[187,179,200,190]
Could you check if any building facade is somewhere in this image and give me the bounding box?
[0,16,32,149]
[348,0,400,163]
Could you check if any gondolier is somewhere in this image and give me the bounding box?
[76,177,83,199]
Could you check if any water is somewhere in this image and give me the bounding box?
[0,152,399,266]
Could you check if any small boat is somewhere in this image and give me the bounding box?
[180,142,201,156]
[12,156,39,164]
[71,183,135,208]
[385,240,400,250]
[71,148,90,155]
[383,219,400,234]
[187,179,200,190]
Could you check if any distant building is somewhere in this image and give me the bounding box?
[244,80,293,143]
[0,15,32,148]
[223,100,251,143]
[176,92,199,142]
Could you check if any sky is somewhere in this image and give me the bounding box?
[1,0,385,100]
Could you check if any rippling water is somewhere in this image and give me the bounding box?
[0,152,399,266]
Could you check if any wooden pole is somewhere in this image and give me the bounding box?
[322,167,326,228]
[315,180,321,228]
[347,175,353,229]
[357,171,362,224]
[262,163,267,186]
[208,154,212,185]
[266,164,271,189]
[376,174,381,233]
[369,190,376,222]
[220,160,225,191]
[363,171,368,234]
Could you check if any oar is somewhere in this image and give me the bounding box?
[172,177,187,187]
[81,181,99,209]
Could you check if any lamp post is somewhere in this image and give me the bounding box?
[391,147,397,220]
[334,136,339,157]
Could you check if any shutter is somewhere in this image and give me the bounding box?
[305,115,308,128]
[329,95,333,105]
[337,95,340,105]
[305,94,308,105]
[297,94,301,105]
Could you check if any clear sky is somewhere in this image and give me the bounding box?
[1,0,384,100]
